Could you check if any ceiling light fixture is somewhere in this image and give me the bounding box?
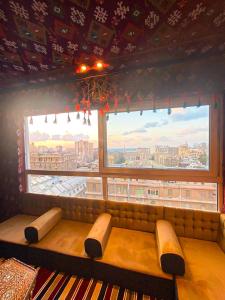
[96,61,103,70]
[80,64,88,72]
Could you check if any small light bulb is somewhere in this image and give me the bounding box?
[80,64,87,72]
[96,62,103,69]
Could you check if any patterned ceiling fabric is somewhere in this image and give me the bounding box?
[0,0,225,91]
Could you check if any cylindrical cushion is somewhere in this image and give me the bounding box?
[85,213,112,258]
[24,207,62,243]
[220,214,225,229]
[156,219,185,276]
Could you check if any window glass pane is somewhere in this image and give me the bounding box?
[106,106,209,170]
[28,175,103,199]
[25,111,99,171]
[108,178,217,211]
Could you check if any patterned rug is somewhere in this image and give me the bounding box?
[0,259,158,300]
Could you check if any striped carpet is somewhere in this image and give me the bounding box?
[0,259,159,300]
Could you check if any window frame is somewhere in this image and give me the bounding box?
[23,95,223,211]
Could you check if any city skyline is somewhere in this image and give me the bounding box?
[107,105,209,148]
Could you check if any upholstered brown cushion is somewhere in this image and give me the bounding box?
[220,214,225,229]
[85,213,112,258]
[24,207,62,243]
[0,215,37,245]
[20,193,106,223]
[176,237,225,300]
[164,207,220,242]
[219,214,225,253]
[106,200,163,232]
[156,220,185,276]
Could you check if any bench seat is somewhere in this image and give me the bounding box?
[29,219,92,257]
[100,227,171,280]
[176,237,225,300]
[0,215,37,245]
[0,214,171,280]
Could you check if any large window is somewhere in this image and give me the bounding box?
[107,178,217,211]
[106,106,209,170]
[28,175,102,199]
[24,100,220,212]
[26,111,99,172]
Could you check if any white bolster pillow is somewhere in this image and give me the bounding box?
[156,219,185,276]
[85,213,112,258]
[24,207,62,243]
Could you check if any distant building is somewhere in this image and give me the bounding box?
[30,152,77,170]
[154,146,179,167]
[74,140,94,163]
[86,178,217,211]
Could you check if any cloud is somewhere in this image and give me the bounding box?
[178,127,208,136]
[144,120,168,128]
[144,122,158,128]
[161,120,169,126]
[123,119,169,136]
[172,108,208,122]
[123,128,147,135]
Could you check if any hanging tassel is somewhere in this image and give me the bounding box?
[197,96,201,108]
[75,103,81,112]
[29,116,33,124]
[83,116,87,125]
[53,114,57,124]
[99,108,104,117]
[140,110,143,116]
[183,102,187,109]
[114,110,117,115]
[65,105,70,112]
[114,97,119,112]
[67,112,71,122]
[104,102,110,113]
[168,97,172,115]
[106,114,109,121]
[87,111,91,126]
[153,107,157,113]
[76,112,80,119]
[45,115,48,123]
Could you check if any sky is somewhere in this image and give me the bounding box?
[27,105,209,149]
[107,105,209,148]
[28,111,99,146]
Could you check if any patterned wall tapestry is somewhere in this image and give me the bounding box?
[0,111,20,221]
[0,0,225,91]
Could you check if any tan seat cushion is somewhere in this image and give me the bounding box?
[25,207,62,243]
[100,227,172,280]
[156,220,185,275]
[29,219,92,257]
[176,237,225,300]
[219,214,225,253]
[85,213,112,258]
[0,215,37,245]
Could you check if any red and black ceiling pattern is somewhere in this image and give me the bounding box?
[0,0,225,91]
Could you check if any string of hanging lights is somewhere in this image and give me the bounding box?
[29,92,219,127]
[28,73,220,126]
